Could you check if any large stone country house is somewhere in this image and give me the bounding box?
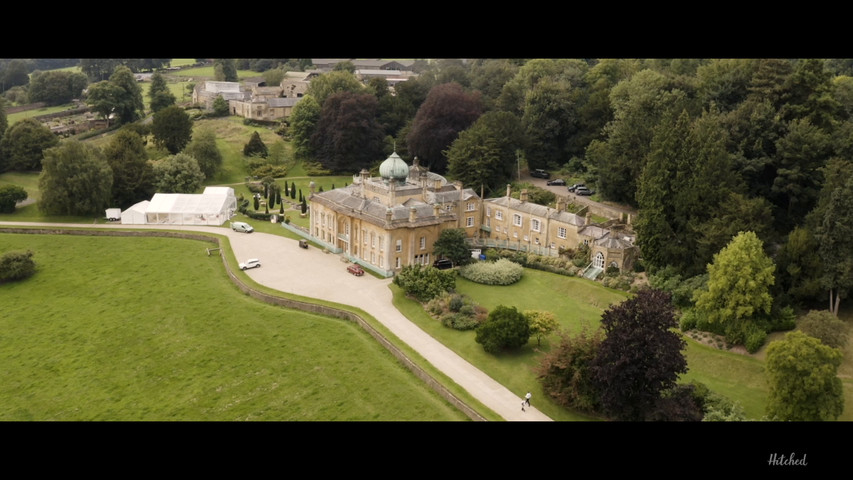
[306,153,639,278]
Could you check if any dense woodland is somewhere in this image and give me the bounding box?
[3,58,853,325]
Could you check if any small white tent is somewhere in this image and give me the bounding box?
[121,201,149,224]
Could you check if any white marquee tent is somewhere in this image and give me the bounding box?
[121,201,149,224]
[120,187,237,226]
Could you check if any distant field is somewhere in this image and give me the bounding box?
[0,233,468,421]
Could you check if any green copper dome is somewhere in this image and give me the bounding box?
[379,152,409,182]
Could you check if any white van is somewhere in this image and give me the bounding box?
[231,221,254,233]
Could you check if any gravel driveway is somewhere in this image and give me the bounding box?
[0,221,551,421]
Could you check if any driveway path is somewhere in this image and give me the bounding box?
[0,221,551,421]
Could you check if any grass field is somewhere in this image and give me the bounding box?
[394,268,853,421]
[0,233,469,421]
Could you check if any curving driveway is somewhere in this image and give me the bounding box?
[0,221,551,421]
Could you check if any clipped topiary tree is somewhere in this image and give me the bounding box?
[475,305,531,354]
[243,131,268,158]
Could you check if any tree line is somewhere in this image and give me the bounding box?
[4,58,853,319]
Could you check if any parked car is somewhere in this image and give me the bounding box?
[298,239,309,249]
[567,183,585,192]
[231,221,254,233]
[433,258,453,270]
[530,169,550,179]
[575,186,595,196]
[239,258,261,270]
[546,178,566,186]
[347,264,365,276]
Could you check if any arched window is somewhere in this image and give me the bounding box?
[593,252,605,269]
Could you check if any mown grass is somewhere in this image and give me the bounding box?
[0,233,469,421]
[395,267,853,421]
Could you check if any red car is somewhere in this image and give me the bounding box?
[347,264,364,276]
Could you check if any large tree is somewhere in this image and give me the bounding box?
[27,70,88,106]
[0,117,59,172]
[586,69,693,205]
[816,176,853,316]
[38,140,113,216]
[107,65,145,125]
[535,327,603,413]
[637,107,745,276]
[85,80,126,128]
[151,153,204,193]
[184,127,223,179]
[522,76,584,170]
[693,231,776,344]
[769,118,832,232]
[148,72,176,113]
[305,70,364,107]
[151,105,193,154]
[591,288,687,421]
[102,128,154,209]
[446,111,524,195]
[765,331,844,421]
[289,94,321,160]
[432,228,471,267]
[310,91,385,174]
[213,59,238,82]
[406,82,483,174]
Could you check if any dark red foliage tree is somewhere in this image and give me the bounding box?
[310,91,385,174]
[406,82,483,174]
[591,288,688,421]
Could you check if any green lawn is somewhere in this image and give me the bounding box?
[0,233,468,421]
[395,267,853,421]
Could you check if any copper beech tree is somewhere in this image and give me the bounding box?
[591,288,688,421]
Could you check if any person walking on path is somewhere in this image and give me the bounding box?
[525,392,532,407]
[521,400,526,412]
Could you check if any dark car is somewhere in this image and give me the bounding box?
[546,179,566,186]
[575,186,595,196]
[567,183,585,192]
[433,258,453,270]
[347,264,364,276]
[530,169,550,179]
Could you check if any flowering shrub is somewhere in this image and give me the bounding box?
[458,258,523,285]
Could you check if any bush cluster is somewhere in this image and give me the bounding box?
[459,258,523,285]
[250,164,288,178]
[0,250,36,283]
[798,310,849,350]
[393,264,456,302]
[425,292,488,330]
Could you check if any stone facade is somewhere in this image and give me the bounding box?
[308,154,639,278]
[309,155,480,276]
